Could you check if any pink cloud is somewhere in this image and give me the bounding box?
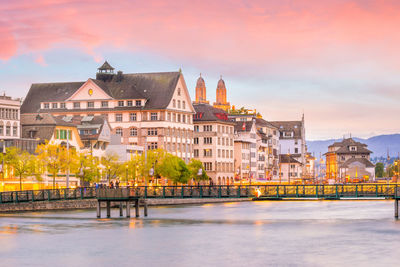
[34,54,47,66]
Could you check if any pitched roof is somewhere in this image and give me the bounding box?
[98,61,114,70]
[330,138,372,154]
[279,154,302,164]
[270,121,303,139]
[341,158,375,168]
[193,103,233,124]
[21,72,181,113]
[255,118,278,129]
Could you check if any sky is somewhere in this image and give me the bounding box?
[1,0,400,140]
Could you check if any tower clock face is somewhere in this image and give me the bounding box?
[88,89,93,96]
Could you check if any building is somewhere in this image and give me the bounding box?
[229,114,280,181]
[213,76,230,112]
[193,74,209,104]
[0,94,21,140]
[21,113,83,150]
[192,103,235,185]
[106,135,144,162]
[233,120,258,183]
[279,154,303,182]
[270,115,307,178]
[21,61,195,161]
[325,138,375,183]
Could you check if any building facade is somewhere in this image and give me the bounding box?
[325,138,375,183]
[21,62,195,162]
[279,154,303,182]
[192,103,235,185]
[0,95,21,140]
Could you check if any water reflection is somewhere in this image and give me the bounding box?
[0,201,399,266]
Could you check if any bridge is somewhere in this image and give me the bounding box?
[0,184,399,218]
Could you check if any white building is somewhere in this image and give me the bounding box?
[0,94,21,140]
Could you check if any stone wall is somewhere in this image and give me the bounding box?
[0,198,250,213]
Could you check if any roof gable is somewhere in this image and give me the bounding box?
[67,79,113,101]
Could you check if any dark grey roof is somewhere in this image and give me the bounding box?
[330,138,372,154]
[341,158,375,168]
[98,61,114,70]
[270,121,303,139]
[279,154,302,164]
[255,118,278,129]
[21,72,181,114]
[193,103,233,124]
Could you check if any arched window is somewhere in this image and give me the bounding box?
[115,128,123,136]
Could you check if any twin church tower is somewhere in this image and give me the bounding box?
[194,74,231,112]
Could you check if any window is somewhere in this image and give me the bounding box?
[73,102,80,109]
[136,100,142,107]
[52,103,58,109]
[130,128,137,136]
[44,103,49,109]
[118,101,124,107]
[0,126,3,135]
[194,137,199,145]
[101,101,108,107]
[130,113,137,121]
[218,149,221,157]
[147,128,158,136]
[203,125,212,132]
[127,101,133,106]
[183,101,185,109]
[115,128,123,136]
[182,114,186,123]
[178,88,181,96]
[194,149,199,158]
[167,113,171,121]
[177,114,181,122]
[148,142,158,150]
[204,149,212,157]
[115,114,122,122]
[173,99,176,108]
[12,126,17,136]
[173,113,176,122]
[60,103,66,109]
[295,148,298,153]
[55,129,72,140]
[6,126,10,136]
[194,126,199,132]
[204,162,212,171]
[178,100,181,109]
[204,137,212,144]
[151,113,158,121]
[87,102,94,108]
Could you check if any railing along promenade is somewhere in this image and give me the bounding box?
[0,184,399,204]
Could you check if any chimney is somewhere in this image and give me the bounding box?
[116,71,123,82]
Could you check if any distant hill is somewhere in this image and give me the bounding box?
[307,134,400,159]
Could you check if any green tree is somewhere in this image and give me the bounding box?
[77,153,100,185]
[36,142,69,189]
[101,152,123,183]
[188,159,209,183]
[137,149,167,184]
[375,162,385,178]
[4,147,35,191]
[158,154,190,184]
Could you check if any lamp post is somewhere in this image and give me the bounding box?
[197,168,202,186]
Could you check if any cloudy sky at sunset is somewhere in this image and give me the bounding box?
[1,0,399,140]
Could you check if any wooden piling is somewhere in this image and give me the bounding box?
[119,202,123,217]
[135,199,139,217]
[106,201,111,218]
[143,199,148,217]
[97,201,101,218]
[126,201,130,218]
[395,199,399,219]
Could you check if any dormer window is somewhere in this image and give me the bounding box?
[52,103,58,109]
[350,146,357,151]
[60,103,66,109]
[118,101,124,107]
[136,100,142,107]
[43,103,49,109]
[127,101,133,107]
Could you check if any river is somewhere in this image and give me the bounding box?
[0,200,399,266]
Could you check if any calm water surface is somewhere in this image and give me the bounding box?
[0,200,399,267]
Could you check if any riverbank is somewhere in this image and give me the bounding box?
[0,198,251,213]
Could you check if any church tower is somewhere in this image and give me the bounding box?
[213,76,230,111]
[194,74,209,104]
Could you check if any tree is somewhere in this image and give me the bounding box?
[375,162,384,178]
[188,159,209,183]
[136,149,167,185]
[126,152,141,185]
[4,147,35,191]
[36,142,69,189]
[77,152,100,185]
[101,152,123,183]
[158,154,190,184]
